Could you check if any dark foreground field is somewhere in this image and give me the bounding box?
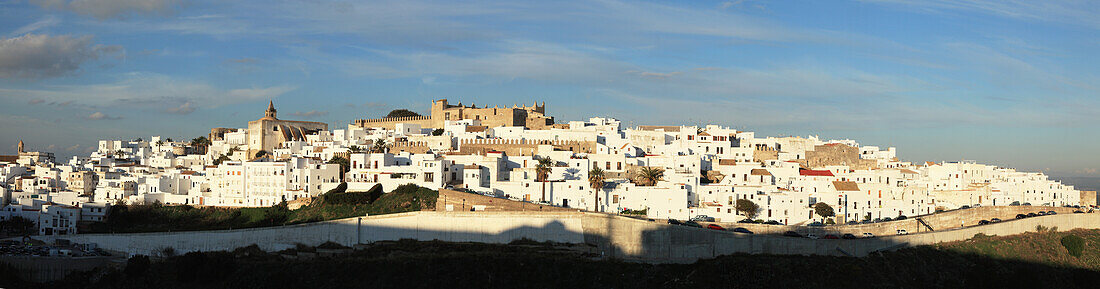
[4,229,1100,289]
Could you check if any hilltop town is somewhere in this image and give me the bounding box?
[0,99,1093,236]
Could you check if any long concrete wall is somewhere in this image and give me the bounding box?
[37,211,1100,264]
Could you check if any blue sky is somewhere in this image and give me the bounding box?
[0,0,1097,179]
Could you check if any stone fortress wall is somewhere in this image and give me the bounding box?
[353,99,554,130]
[457,139,596,156]
[797,143,878,170]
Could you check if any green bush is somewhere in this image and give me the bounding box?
[1061,235,1085,257]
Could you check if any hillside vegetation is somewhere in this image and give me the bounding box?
[934,227,1100,271]
[85,184,437,233]
[8,229,1098,288]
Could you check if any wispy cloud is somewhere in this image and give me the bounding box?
[10,15,61,35]
[288,110,328,118]
[0,72,296,113]
[30,0,186,20]
[860,0,1100,29]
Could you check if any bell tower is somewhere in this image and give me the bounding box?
[265,100,278,119]
[17,139,24,153]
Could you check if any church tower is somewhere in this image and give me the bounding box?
[17,139,24,153]
[264,100,278,120]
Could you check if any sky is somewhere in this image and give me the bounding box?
[0,0,1097,182]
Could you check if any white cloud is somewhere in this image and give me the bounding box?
[165,101,195,114]
[31,0,186,20]
[0,33,123,79]
[86,112,122,120]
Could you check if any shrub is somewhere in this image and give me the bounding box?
[1061,235,1085,257]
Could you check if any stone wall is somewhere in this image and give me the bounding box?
[436,189,578,212]
[796,144,877,170]
[1082,191,1098,206]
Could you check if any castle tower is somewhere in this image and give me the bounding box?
[264,100,278,119]
[17,139,24,153]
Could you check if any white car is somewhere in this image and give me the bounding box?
[806,234,820,239]
[862,233,875,238]
[896,229,909,235]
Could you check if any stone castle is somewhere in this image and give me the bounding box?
[353,99,555,130]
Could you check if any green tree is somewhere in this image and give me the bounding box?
[327,156,349,181]
[735,199,760,220]
[636,167,664,186]
[254,150,269,158]
[369,139,388,153]
[432,128,445,136]
[213,154,231,166]
[0,216,36,237]
[588,167,605,212]
[814,202,835,221]
[190,136,211,154]
[386,109,421,118]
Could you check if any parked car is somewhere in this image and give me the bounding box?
[691,215,716,222]
[1028,212,1038,217]
[977,220,991,225]
[706,224,725,231]
[860,219,873,224]
[738,219,756,224]
[732,227,753,234]
[1047,211,1057,215]
[1015,214,1027,219]
[1074,210,1085,214]
[684,221,703,228]
[1036,211,1047,216]
[896,229,909,235]
[960,205,971,209]
[881,217,893,222]
[862,233,875,238]
[783,231,802,238]
[841,233,858,239]
[846,221,859,225]
[764,220,783,225]
[896,215,908,220]
[668,219,685,225]
[806,234,820,239]
[991,218,1002,223]
[824,234,840,239]
[807,222,825,227]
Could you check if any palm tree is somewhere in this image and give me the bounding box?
[369,139,388,153]
[190,136,211,155]
[637,167,664,186]
[588,167,605,212]
[535,157,553,203]
[349,145,364,153]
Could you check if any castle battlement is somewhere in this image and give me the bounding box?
[459,139,589,146]
[354,115,432,124]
